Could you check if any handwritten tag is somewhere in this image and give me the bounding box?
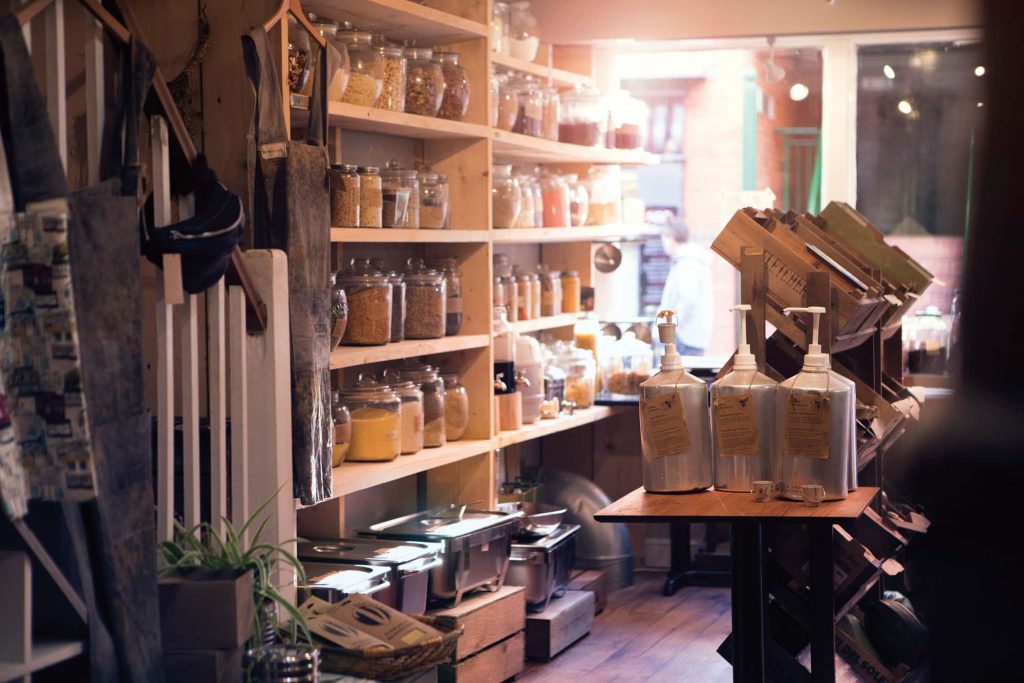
[714,393,760,457]
[641,391,692,459]
[784,391,831,459]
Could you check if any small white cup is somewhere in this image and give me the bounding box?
[752,480,775,502]
[801,484,825,506]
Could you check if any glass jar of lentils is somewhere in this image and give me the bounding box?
[358,166,382,228]
[434,51,470,121]
[405,47,445,117]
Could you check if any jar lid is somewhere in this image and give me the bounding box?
[562,270,579,277]
[418,171,439,183]
[398,362,440,383]
[405,46,434,60]
[405,258,443,283]
[339,385,398,402]
[338,29,374,44]
[492,164,514,177]
[331,163,359,174]
[358,166,380,174]
[385,270,404,285]
[338,264,389,287]
[433,51,460,65]
[382,368,419,392]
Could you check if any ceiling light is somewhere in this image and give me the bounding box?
[897,100,913,115]
[789,83,809,101]
[883,64,896,79]
[975,65,986,76]
[977,101,984,108]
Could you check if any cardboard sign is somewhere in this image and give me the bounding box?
[641,391,692,459]
[784,391,831,459]
[714,393,760,457]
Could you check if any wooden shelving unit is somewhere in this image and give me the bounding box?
[492,130,660,165]
[490,51,594,88]
[508,312,581,334]
[331,228,489,243]
[494,405,627,448]
[492,224,659,244]
[304,0,487,43]
[330,334,491,370]
[0,640,84,680]
[331,439,494,498]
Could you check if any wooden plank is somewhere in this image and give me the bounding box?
[10,519,87,621]
[330,334,490,369]
[491,51,593,88]
[740,247,767,373]
[439,632,525,683]
[567,570,608,614]
[524,590,595,661]
[492,224,659,244]
[180,293,201,529]
[491,129,658,165]
[150,116,185,306]
[292,101,491,140]
[207,280,228,535]
[303,0,488,43]
[429,585,526,661]
[330,228,488,243]
[494,405,623,448]
[0,552,31,663]
[0,640,84,680]
[45,0,67,169]
[84,13,103,185]
[227,286,249,538]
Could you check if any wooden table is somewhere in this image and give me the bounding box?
[595,486,880,683]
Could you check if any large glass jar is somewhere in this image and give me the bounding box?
[529,272,541,319]
[565,173,590,227]
[382,369,424,455]
[610,90,646,149]
[508,1,540,62]
[539,270,561,316]
[514,172,535,228]
[330,272,348,350]
[358,166,383,228]
[399,167,421,228]
[398,363,446,448]
[601,331,653,399]
[375,45,406,111]
[493,276,505,309]
[405,47,445,117]
[387,271,406,343]
[559,85,608,146]
[560,270,581,313]
[380,162,412,228]
[308,16,350,101]
[493,73,518,131]
[434,51,470,121]
[540,170,570,227]
[329,163,360,227]
[542,87,560,141]
[432,256,463,336]
[418,171,449,229]
[287,15,312,95]
[515,271,532,321]
[584,165,622,225]
[403,259,447,339]
[441,370,469,441]
[339,384,400,461]
[330,391,351,466]
[338,29,383,106]
[492,164,521,229]
[337,262,392,345]
[512,77,542,137]
[559,345,596,409]
[501,275,519,322]
[491,2,510,55]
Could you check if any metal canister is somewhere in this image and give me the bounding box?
[711,369,777,492]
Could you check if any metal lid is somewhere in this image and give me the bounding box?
[433,51,460,66]
[511,523,580,550]
[357,165,380,174]
[298,537,440,567]
[300,562,391,593]
[405,46,434,61]
[367,507,521,539]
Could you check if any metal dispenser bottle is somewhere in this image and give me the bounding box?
[638,311,712,493]
[711,305,778,492]
[774,307,856,501]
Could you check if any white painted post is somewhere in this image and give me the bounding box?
[207,280,228,536]
[180,294,200,530]
[84,13,104,185]
[228,285,249,541]
[44,0,67,170]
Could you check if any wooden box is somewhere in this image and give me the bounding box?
[835,608,912,683]
[524,590,595,661]
[567,570,608,613]
[439,632,524,683]
[429,585,525,661]
[159,569,254,651]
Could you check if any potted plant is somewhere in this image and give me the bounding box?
[159,492,311,651]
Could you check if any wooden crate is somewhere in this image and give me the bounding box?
[429,586,526,661]
[524,590,595,661]
[439,632,524,683]
[567,570,608,614]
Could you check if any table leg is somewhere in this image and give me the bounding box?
[808,522,836,682]
[730,522,766,682]
[663,522,691,595]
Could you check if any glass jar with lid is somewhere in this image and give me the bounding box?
[418,170,449,229]
[337,260,392,345]
[329,164,360,227]
[400,167,421,229]
[539,269,561,316]
[338,28,382,106]
[491,2,510,55]
[543,361,566,415]
[514,270,532,321]
[403,258,447,339]
[375,44,406,111]
[529,272,541,319]
[559,85,608,146]
[405,47,445,117]
[434,51,470,121]
[430,256,463,336]
[602,331,654,399]
[565,173,590,227]
[508,1,540,62]
[386,271,406,343]
[540,170,570,227]
[556,345,596,409]
[308,15,351,101]
[531,169,544,227]
[560,270,581,313]
[584,165,622,225]
[287,15,313,96]
[380,161,412,228]
[440,369,469,441]
[610,90,646,149]
[330,272,348,350]
[512,77,542,137]
[358,166,383,228]
[330,391,351,466]
[493,276,505,309]
[339,381,401,461]
[382,369,424,455]
[542,87,560,141]
[492,164,521,229]
[398,362,447,448]
[514,171,535,228]
[493,73,518,131]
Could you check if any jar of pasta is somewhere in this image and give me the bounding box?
[441,369,469,441]
[339,382,400,461]
[434,51,470,121]
[399,363,447,448]
[337,261,392,345]
[403,259,447,339]
[338,28,383,106]
[357,166,382,228]
[383,369,424,455]
[405,47,445,117]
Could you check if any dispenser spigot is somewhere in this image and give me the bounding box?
[783,306,829,369]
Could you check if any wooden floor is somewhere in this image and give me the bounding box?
[519,572,735,683]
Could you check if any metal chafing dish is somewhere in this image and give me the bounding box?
[506,524,580,612]
[363,505,523,606]
[297,562,391,604]
[297,537,442,614]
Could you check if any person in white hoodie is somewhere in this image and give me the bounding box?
[657,220,713,355]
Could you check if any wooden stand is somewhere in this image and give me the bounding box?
[524,590,595,661]
[431,586,526,683]
[567,569,608,614]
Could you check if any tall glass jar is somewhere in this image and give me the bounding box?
[329,163,360,227]
[559,345,596,409]
[375,45,406,111]
[398,363,446,448]
[432,256,463,336]
[584,165,622,225]
[493,306,516,394]
[529,272,541,319]
[330,272,348,350]
[561,270,581,313]
[515,271,533,321]
[441,370,469,441]
[405,47,445,117]
[339,383,401,461]
[434,51,470,121]
[559,85,608,146]
[540,170,570,227]
[515,172,535,228]
[382,369,424,456]
[491,2,510,55]
[508,1,540,61]
[287,15,312,95]
[565,173,590,227]
[308,16,350,101]
[540,270,561,316]
[418,171,449,229]
[387,271,406,343]
[403,259,447,339]
[380,162,412,228]
[493,73,518,131]
[501,275,519,322]
[338,262,392,345]
[512,77,542,137]
[358,166,383,228]
[542,87,560,141]
[492,164,521,229]
[493,276,505,309]
[331,391,351,466]
[531,167,544,227]
[338,28,383,106]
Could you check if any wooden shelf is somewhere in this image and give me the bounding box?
[509,313,581,334]
[294,102,491,140]
[303,0,487,43]
[330,334,490,370]
[495,405,625,448]
[0,640,84,679]
[490,52,593,88]
[491,130,659,165]
[492,224,659,243]
[331,439,493,498]
[331,228,489,243]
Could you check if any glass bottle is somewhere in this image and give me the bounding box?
[493,73,518,131]
[493,306,517,396]
[511,77,542,136]
[432,256,463,336]
[398,362,447,448]
[515,171,535,228]
[540,170,570,227]
[387,271,406,343]
[383,369,424,455]
[434,51,470,121]
[542,86,560,141]
[287,15,312,95]
[308,15,350,101]
[330,391,351,466]
[357,166,383,228]
[380,161,412,228]
[418,171,449,229]
[329,163,360,227]
[491,2,510,55]
[561,270,581,313]
[565,173,590,227]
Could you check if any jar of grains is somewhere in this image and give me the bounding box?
[493,73,518,131]
[339,383,400,461]
[375,44,406,111]
[540,169,570,227]
[434,51,470,121]
[398,363,447,448]
[431,256,463,336]
[418,171,449,229]
[441,370,469,441]
[330,272,348,350]
[403,259,447,339]
[386,271,406,343]
[540,270,561,316]
[338,262,392,345]
[405,47,445,117]
[559,85,608,147]
[492,164,521,229]
[358,166,382,228]
[380,162,412,228]
[308,15,350,101]
[382,369,424,455]
[561,270,581,313]
[329,163,360,227]
[515,171,535,228]
[542,86,560,141]
[511,77,543,136]
[338,28,382,106]
[287,15,312,95]
[330,391,351,466]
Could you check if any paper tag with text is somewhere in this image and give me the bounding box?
[714,393,760,457]
[641,391,692,459]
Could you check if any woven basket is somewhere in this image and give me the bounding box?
[318,615,463,681]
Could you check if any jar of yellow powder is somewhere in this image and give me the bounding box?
[339,383,401,462]
[383,369,424,455]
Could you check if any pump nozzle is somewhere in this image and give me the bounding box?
[730,304,756,370]
[783,306,829,369]
[655,309,682,370]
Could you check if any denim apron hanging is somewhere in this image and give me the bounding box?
[243,27,336,505]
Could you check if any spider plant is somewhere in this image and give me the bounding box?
[159,488,311,646]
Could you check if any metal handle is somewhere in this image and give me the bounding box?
[401,556,443,575]
[361,579,392,596]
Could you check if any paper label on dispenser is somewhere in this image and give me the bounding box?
[784,391,831,459]
[714,393,760,457]
[641,391,692,459]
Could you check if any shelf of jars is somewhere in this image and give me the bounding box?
[330,228,490,243]
[490,51,594,89]
[491,223,659,244]
[291,101,490,140]
[491,129,660,165]
[329,334,490,370]
[494,405,626,449]
[303,0,487,44]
